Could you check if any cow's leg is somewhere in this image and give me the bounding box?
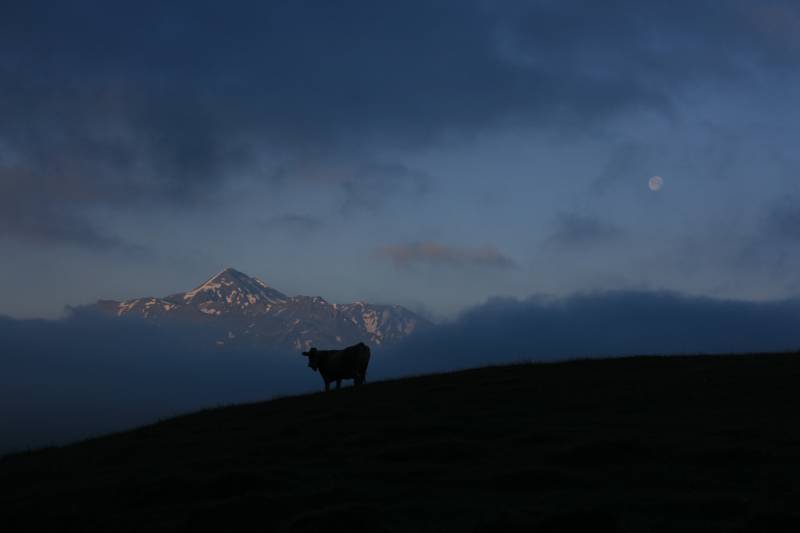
[336,379,341,389]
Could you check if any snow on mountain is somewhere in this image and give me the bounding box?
[96,267,429,351]
[175,268,288,308]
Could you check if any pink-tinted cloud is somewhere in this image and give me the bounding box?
[377,242,515,269]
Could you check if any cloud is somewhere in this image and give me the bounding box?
[764,201,800,243]
[546,213,624,248]
[0,166,127,249]
[751,2,800,50]
[340,162,431,214]
[1,1,797,245]
[260,214,324,235]
[377,242,516,269]
[590,142,657,194]
[377,290,800,376]
[732,198,800,280]
[0,209,121,250]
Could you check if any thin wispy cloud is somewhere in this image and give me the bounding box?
[260,214,325,235]
[764,201,800,243]
[546,213,625,249]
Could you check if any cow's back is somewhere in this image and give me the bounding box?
[318,343,370,380]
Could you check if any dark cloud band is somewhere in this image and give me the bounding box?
[2,1,797,246]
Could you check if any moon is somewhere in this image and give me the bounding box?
[648,175,663,192]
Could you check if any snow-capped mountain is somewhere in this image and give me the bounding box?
[95,268,429,351]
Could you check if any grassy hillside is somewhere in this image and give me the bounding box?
[3,353,800,532]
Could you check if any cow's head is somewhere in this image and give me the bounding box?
[302,347,319,371]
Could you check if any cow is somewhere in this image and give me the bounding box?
[302,342,371,391]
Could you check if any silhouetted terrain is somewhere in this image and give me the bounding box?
[3,353,800,532]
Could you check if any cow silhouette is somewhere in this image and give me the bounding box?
[302,342,371,391]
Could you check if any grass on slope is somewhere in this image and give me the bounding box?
[2,353,800,532]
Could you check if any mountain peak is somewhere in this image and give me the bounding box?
[220,266,250,277]
[196,267,273,289]
[182,267,287,306]
[207,267,252,283]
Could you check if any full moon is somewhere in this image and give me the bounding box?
[648,175,663,191]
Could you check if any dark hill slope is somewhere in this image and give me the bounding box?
[3,354,800,532]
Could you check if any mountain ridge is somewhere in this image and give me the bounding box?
[95,267,429,351]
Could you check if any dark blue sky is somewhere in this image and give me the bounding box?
[2,1,800,318]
